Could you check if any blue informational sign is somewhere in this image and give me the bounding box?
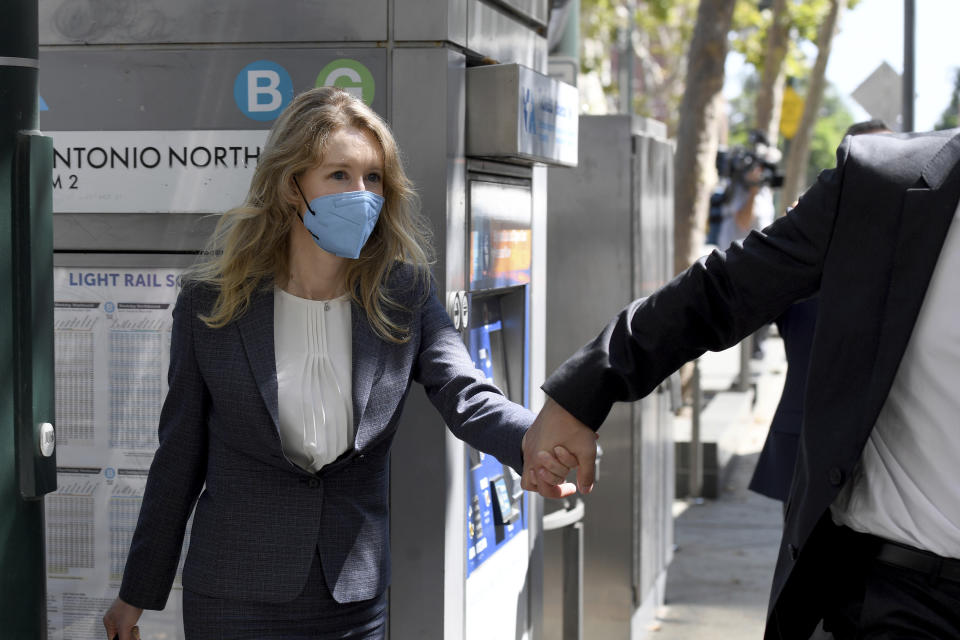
[466,319,527,576]
[233,60,294,122]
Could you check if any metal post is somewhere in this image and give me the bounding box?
[689,359,703,500]
[543,499,585,640]
[903,0,915,132]
[619,0,636,114]
[2,1,57,636]
[736,338,751,391]
[562,522,583,640]
[626,0,635,114]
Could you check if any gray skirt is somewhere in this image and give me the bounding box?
[182,550,387,639]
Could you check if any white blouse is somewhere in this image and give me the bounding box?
[273,287,353,473]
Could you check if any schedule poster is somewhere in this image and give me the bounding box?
[48,267,187,640]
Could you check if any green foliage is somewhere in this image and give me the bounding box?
[729,0,836,82]
[579,0,699,130]
[580,0,626,77]
[730,2,767,67]
[806,84,855,182]
[934,68,960,130]
[726,74,760,145]
[578,0,862,136]
[631,0,698,129]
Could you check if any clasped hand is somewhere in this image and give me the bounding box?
[521,397,599,499]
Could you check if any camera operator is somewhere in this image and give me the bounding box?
[712,132,783,359]
[714,132,782,250]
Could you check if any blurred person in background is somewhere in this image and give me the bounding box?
[713,130,783,359]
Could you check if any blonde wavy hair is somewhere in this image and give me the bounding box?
[186,87,433,343]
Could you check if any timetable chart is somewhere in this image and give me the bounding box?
[53,593,118,640]
[109,316,166,450]
[46,476,98,575]
[48,268,186,640]
[53,268,177,465]
[54,310,98,445]
[109,483,143,581]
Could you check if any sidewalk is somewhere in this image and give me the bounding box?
[648,335,788,639]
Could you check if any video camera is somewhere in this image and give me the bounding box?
[716,130,784,189]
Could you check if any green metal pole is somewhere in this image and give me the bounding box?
[2,1,57,637]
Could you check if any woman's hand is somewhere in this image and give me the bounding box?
[521,397,598,498]
[103,597,143,640]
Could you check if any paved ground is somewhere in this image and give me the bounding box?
[647,336,789,639]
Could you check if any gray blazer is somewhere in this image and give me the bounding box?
[543,129,960,639]
[119,263,531,609]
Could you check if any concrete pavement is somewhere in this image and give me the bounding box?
[647,335,789,639]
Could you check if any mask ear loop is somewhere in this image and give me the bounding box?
[292,176,321,241]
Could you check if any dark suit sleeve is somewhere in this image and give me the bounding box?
[119,285,210,610]
[543,139,852,430]
[413,281,532,475]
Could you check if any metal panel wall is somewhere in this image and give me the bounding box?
[545,115,675,639]
[388,46,469,640]
[646,130,676,610]
[633,130,673,608]
[467,0,548,71]
[631,120,676,635]
[39,0,388,45]
[394,0,468,45]
[488,0,550,27]
[545,116,635,640]
[38,48,388,131]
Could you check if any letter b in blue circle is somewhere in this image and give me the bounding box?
[234,60,294,121]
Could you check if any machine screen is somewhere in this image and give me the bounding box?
[465,296,526,575]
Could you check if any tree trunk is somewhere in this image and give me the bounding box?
[782,0,847,207]
[755,0,791,146]
[673,0,737,275]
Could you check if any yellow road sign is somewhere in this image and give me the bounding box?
[780,84,804,140]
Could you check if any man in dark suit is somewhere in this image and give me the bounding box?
[522,129,960,638]
[749,119,893,506]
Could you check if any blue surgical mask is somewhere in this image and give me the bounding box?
[294,179,384,259]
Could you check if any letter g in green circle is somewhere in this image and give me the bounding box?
[316,59,376,106]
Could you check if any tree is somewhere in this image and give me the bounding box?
[578,0,698,132]
[753,0,791,146]
[579,0,857,272]
[728,0,861,144]
[673,0,737,274]
[728,0,822,143]
[631,0,699,132]
[934,68,960,130]
[579,0,624,114]
[781,0,847,209]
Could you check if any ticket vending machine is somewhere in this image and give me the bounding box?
[388,59,577,639]
[37,1,576,639]
[464,167,535,637]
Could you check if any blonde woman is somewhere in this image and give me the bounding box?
[103,87,534,639]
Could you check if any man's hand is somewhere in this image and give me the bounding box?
[103,597,143,640]
[521,397,598,498]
